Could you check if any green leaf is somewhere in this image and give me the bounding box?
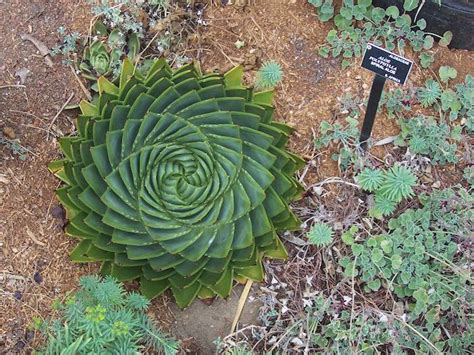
[439,31,453,47]
[252,90,274,105]
[423,35,434,50]
[403,0,419,11]
[416,18,426,30]
[385,5,399,19]
[224,65,244,87]
[367,279,381,291]
[391,254,403,269]
[97,76,119,96]
[439,66,457,83]
[371,248,384,264]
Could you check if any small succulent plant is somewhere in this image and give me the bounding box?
[307,222,334,247]
[255,60,283,89]
[49,59,304,308]
[79,23,140,88]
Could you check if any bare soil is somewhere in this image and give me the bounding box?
[1,0,473,353]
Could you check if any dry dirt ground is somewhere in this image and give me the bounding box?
[1,0,474,353]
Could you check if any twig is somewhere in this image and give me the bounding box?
[9,110,46,121]
[69,65,92,101]
[230,279,253,334]
[26,226,46,247]
[20,34,53,67]
[47,93,74,139]
[0,84,25,89]
[310,177,360,189]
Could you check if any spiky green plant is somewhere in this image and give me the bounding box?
[49,59,304,308]
[307,222,334,247]
[378,165,417,203]
[33,275,178,354]
[356,168,385,192]
[255,60,283,89]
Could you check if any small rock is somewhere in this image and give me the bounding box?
[14,290,22,300]
[3,127,16,139]
[15,67,30,84]
[33,272,42,284]
[51,205,66,220]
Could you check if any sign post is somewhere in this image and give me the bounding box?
[359,43,413,149]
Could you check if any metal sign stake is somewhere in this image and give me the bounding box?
[359,74,386,150]
[359,43,413,150]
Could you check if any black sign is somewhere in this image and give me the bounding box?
[361,43,413,85]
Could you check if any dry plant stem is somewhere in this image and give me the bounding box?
[47,93,74,139]
[230,279,253,334]
[69,65,92,101]
[9,110,46,121]
[311,177,360,189]
[0,85,25,89]
[396,315,442,354]
[349,255,358,351]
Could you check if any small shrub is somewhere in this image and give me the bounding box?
[33,276,178,354]
[356,165,417,217]
[396,116,459,164]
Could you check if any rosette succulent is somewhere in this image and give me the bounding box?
[49,59,304,308]
[80,25,140,85]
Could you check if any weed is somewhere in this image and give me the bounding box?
[33,276,179,354]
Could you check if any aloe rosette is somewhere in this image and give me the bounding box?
[49,59,304,308]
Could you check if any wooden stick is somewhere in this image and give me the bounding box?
[47,93,74,139]
[230,279,253,334]
[69,65,92,101]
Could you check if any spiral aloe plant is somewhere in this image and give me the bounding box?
[49,58,304,308]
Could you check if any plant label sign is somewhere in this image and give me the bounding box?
[359,43,413,149]
[361,43,413,85]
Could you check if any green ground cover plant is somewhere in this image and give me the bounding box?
[308,0,452,68]
[32,276,178,354]
[356,165,417,217]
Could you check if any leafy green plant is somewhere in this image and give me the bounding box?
[313,0,452,68]
[306,222,334,247]
[255,60,283,89]
[396,116,459,164]
[52,0,194,93]
[378,165,417,202]
[380,87,412,117]
[33,275,178,354]
[49,59,304,308]
[356,165,417,217]
[339,187,473,353]
[0,133,30,160]
[314,96,362,171]
[463,165,474,186]
[51,27,81,65]
[308,0,335,22]
[416,70,473,130]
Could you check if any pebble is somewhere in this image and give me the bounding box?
[33,272,42,284]
[3,127,16,139]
